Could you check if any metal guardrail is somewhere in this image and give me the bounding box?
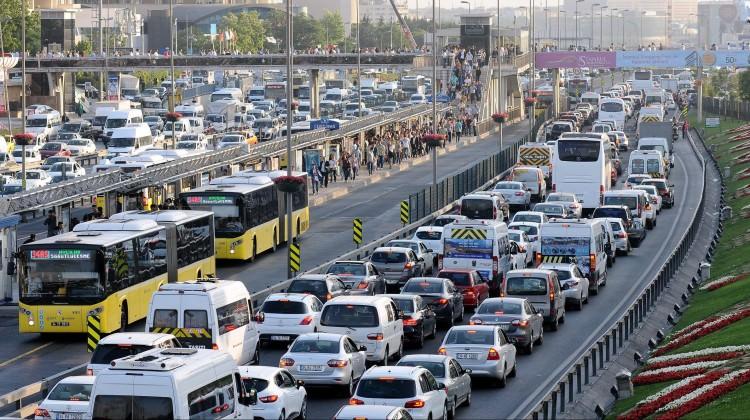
[0,363,87,418]
[702,97,750,120]
[520,123,708,420]
[182,83,218,100]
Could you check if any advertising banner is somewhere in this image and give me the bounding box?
[535,52,616,69]
[444,238,493,259]
[701,50,750,68]
[616,50,700,69]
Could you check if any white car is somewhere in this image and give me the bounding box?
[439,325,517,387]
[546,192,583,218]
[508,221,542,259]
[33,376,94,420]
[16,169,52,189]
[216,134,246,150]
[238,366,307,420]
[334,405,414,420]
[351,366,448,420]
[412,226,444,256]
[47,162,86,182]
[280,333,367,396]
[539,262,590,311]
[26,104,55,116]
[493,181,531,209]
[409,94,428,105]
[40,155,75,171]
[511,211,549,225]
[258,293,323,346]
[65,138,97,156]
[432,214,468,227]
[602,217,631,255]
[175,140,207,152]
[634,185,663,214]
[86,332,181,376]
[508,229,533,268]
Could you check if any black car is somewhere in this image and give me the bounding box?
[59,120,96,139]
[642,179,675,208]
[384,294,437,348]
[592,205,646,247]
[400,277,464,326]
[285,274,350,303]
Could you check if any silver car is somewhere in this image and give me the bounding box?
[397,355,472,418]
[538,263,590,311]
[370,246,425,288]
[468,297,544,354]
[280,333,367,396]
[604,217,631,255]
[387,239,435,275]
[326,261,386,295]
[439,325,517,387]
[492,181,531,209]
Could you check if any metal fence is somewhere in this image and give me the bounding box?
[181,83,217,100]
[521,124,708,420]
[702,97,750,120]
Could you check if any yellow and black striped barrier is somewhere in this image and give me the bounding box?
[541,255,577,264]
[289,241,301,273]
[87,315,101,353]
[150,327,212,339]
[353,217,363,246]
[400,201,409,225]
[450,228,488,240]
[681,107,689,119]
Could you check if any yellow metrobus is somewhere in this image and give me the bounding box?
[179,171,310,260]
[18,211,216,334]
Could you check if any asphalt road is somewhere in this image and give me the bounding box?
[0,122,530,395]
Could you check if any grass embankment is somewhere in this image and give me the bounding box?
[607,113,750,418]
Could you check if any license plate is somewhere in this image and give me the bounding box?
[56,414,84,420]
[271,335,290,341]
[499,323,511,331]
[299,365,324,372]
[456,353,479,360]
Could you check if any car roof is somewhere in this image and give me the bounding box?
[509,221,541,227]
[507,229,528,236]
[363,366,424,378]
[538,262,577,270]
[332,260,366,265]
[373,246,413,253]
[398,354,450,363]
[336,405,402,417]
[507,268,554,276]
[98,332,175,345]
[438,268,475,273]
[56,375,96,385]
[481,297,527,305]
[515,211,545,216]
[266,293,313,302]
[448,325,497,332]
[292,332,344,342]
[294,274,330,281]
[326,295,394,306]
[237,365,281,379]
[416,226,443,232]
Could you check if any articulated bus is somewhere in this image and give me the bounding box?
[178,171,310,260]
[552,137,612,215]
[18,211,216,334]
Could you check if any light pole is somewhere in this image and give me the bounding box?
[169,0,175,116]
[21,0,27,190]
[591,3,600,50]
[609,8,618,50]
[557,4,561,49]
[461,0,471,15]
[0,17,12,140]
[620,10,629,50]
[641,11,646,48]
[599,6,607,50]
[432,0,437,191]
[286,0,294,279]
[356,0,361,117]
[561,11,567,49]
[575,0,584,50]
[497,0,503,153]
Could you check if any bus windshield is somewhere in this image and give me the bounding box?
[182,195,243,236]
[557,140,600,162]
[600,102,623,112]
[20,248,103,304]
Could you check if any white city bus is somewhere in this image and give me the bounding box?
[552,137,612,215]
[598,98,627,131]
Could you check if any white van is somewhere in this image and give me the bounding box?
[164,118,191,143]
[318,295,404,365]
[538,219,609,292]
[88,348,256,419]
[12,148,42,164]
[603,190,651,225]
[146,280,260,366]
[26,111,62,142]
[459,193,509,222]
[510,166,547,201]
[442,219,512,296]
[87,332,180,376]
[638,137,673,168]
[210,88,243,103]
[103,109,144,141]
[108,124,154,155]
[628,150,666,179]
[175,103,205,118]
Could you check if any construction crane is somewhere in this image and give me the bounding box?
[388,0,419,50]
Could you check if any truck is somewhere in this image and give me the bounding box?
[518,143,553,180]
[205,100,239,133]
[92,100,132,138]
[637,121,673,153]
[119,74,140,100]
[659,78,679,93]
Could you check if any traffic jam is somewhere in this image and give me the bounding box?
[27,71,688,420]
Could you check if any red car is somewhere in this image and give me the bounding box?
[437,269,490,309]
[39,142,71,159]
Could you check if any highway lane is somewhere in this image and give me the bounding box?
[253,121,705,420]
[0,124,528,395]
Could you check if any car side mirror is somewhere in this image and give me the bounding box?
[253,312,265,323]
[426,249,434,253]
[344,284,352,290]
[296,379,305,388]
[359,345,367,352]
[561,283,570,290]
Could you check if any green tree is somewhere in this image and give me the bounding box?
[320,11,345,46]
[220,11,265,53]
[263,9,286,51]
[739,71,750,101]
[75,39,92,56]
[0,0,41,53]
[293,14,324,50]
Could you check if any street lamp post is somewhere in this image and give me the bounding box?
[432,0,438,191]
[591,3,600,50]
[641,11,646,48]
[21,0,27,190]
[356,0,361,117]
[575,0,584,50]
[286,0,294,278]
[497,0,503,153]
[169,0,175,118]
[0,18,12,140]
[621,10,629,50]
[461,0,471,15]
[556,2,561,49]
[609,8,617,50]
[599,6,607,50]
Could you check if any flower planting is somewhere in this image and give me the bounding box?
[643,352,743,371]
[655,369,750,419]
[492,112,510,124]
[647,345,750,365]
[273,175,306,193]
[699,273,750,291]
[421,133,446,148]
[632,361,729,385]
[653,308,750,356]
[667,316,720,342]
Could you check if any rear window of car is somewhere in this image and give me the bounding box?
[397,361,446,378]
[438,271,471,286]
[511,225,538,236]
[444,329,495,345]
[604,196,638,209]
[242,378,270,393]
[511,169,538,182]
[48,382,93,401]
[592,208,627,219]
[552,270,572,281]
[262,300,308,314]
[321,304,379,328]
[609,222,623,231]
[392,298,415,314]
[643,180,667,189]
[496,182,521,190]
[90,344,155,365]
[403,280,444,294]
[371,251,407,263]
[288,279,328,294]
[416,230,442,240]
[433,218,457,227]
[356,378,416,399]
[513,214,541,223]
[534,204,563,214]
[548,194,574,202]
[289,339,340,353]
[505,277,548,296]
[389,241,419,252]
[327,263,366,276]
[477,301,522,315]
[460,198,494,219]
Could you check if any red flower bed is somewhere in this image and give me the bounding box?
[633,368,710,385]
[655,370,750,420]
[13,133,34,141]
[653,309,750,356]
[524,97,537,106]
[644,352,743,371]
[707,273,750,291]
[273,175,306,185]
[618,370,729,420]
[165,111,183,122]
[492,112,510,124]
[669,316,719,342]
[421,133,446,142]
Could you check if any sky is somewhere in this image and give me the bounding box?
[407,0,561,9]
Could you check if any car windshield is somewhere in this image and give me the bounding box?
[50,163,74,172]
[604,196,637,209]
[105,118,127,129]
[221,136,242,143]
[513,214,541,223]
[444,329,495,345]
[505,276,548,295]
[262,300,307,314]
[356,378,416,399]
[416,230,442,241]
[495,182,522,190]
[289,339,340,353]
[27,118,49,127]
[438,271,471,286]
[397,361,445,378]
[327,263,366,276]
[371,251,407,263]
[287,280,327,295]
[48,382,93,402]
[177,142,198,149]
[320,304,379,328]
[593,208,628,219]
[110,137,135,147]
[90,344,155,365]
[403,280,443,294]
[478,300,522,315]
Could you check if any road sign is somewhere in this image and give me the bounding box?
[353,217,363,245]
[289,241,301,273]
[400,201,409,225]
[681,107,689,119]
[87,315,101,353]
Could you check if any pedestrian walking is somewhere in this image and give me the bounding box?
[366,147,375,175]
[44,210,57,237]
[310,164,321,194]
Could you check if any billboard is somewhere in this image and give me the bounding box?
[616,50,700,69]
[535,50,750,69]
[534,52,616,69]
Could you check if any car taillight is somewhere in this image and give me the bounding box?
[349,398,365,405]
[212,403,230,414]
[367,333,384,341]
[403,317,418,326]
[590,253,596,270]
[86,368,93,376]
[356,282,369,289]
[515,191,525,196]
[328,359,349,368]
[254,313,264,323]
[212,343,219,350]
[437,298,449,305]
[487,348,501,360]
[260,395,279,403]
[535,253,542,266]
[651,197,658,204]
[405,399,426,408]
[469,318,482,325]
[299,315,313,325]
[618,232,628,239]
[600,184,605,204]
[492,256,499,276]
[493,207,497,220]
[511,319,529,328]
[404,262,415,270]
[34,408,50,418]
[438,347,447,355]
[569,203,578,209]
[279,358,295,367]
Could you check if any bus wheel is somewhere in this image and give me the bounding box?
[120,303,129,332]
[249,238,257,262]
[272,229,278,252]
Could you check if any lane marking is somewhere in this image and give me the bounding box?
[0,342,54,369]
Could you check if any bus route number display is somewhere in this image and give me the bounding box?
[186,196,234,205]
[30,249,93,260]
